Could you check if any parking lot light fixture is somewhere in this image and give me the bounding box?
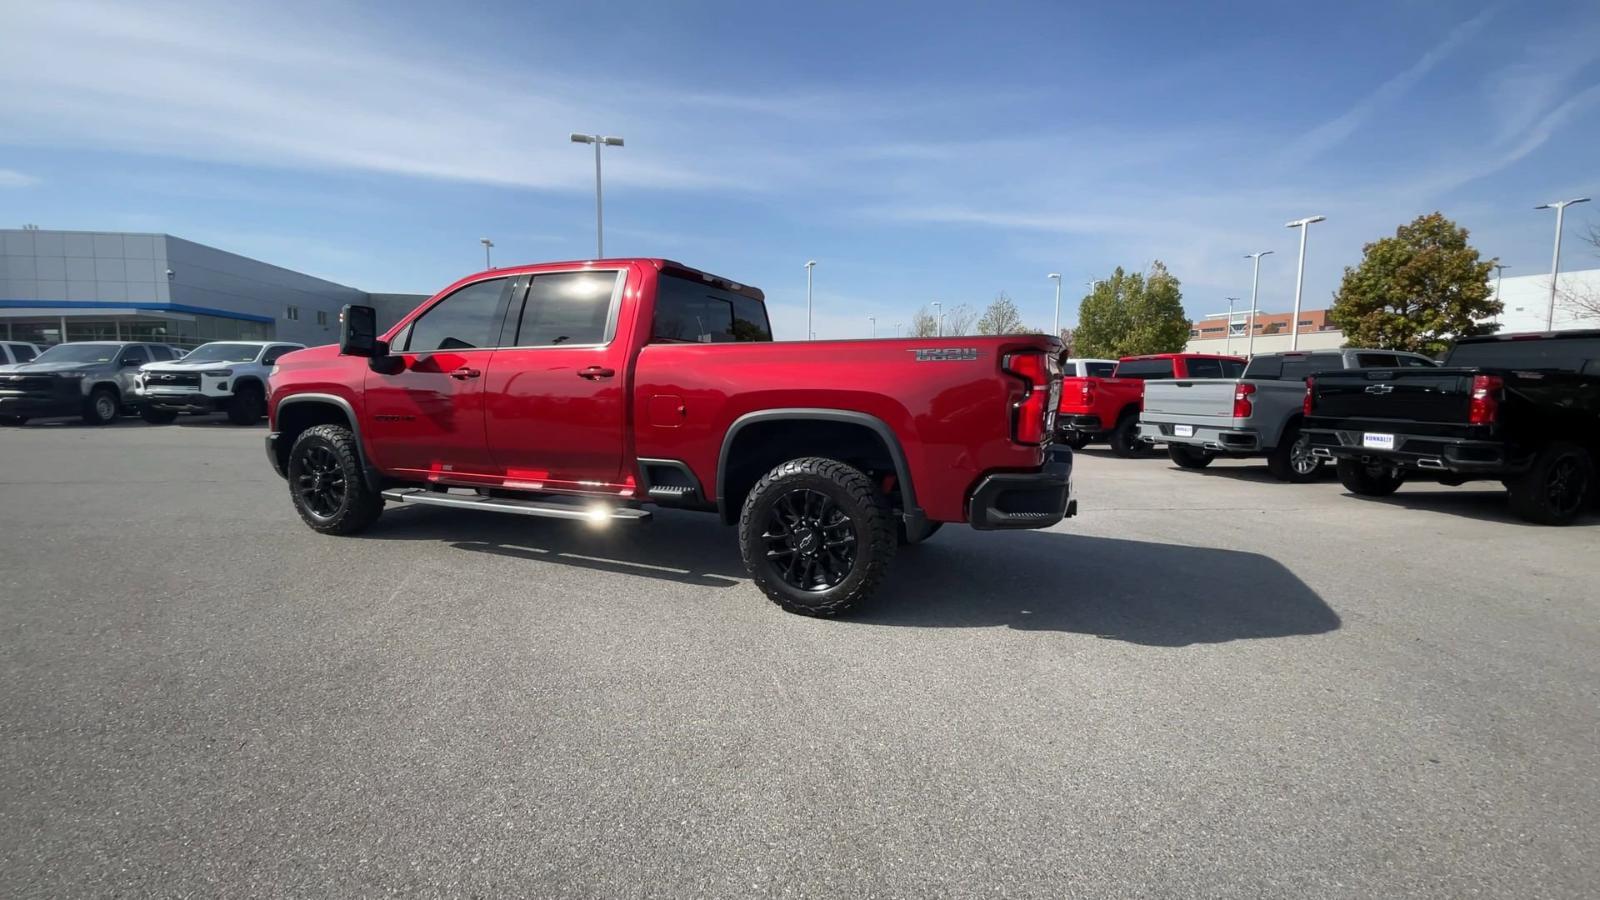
[571,133,624,259]
[480,237,494,269]
[1535,198,1590,330]
[1048,273,1063,334]
[1244,251,1274,358]
[804,260,817,340]
[1285,216,1325,351]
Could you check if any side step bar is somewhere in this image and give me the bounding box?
[381,488,652,523]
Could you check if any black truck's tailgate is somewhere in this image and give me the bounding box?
[1311,369,1474,424]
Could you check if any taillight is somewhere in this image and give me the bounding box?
[1080,379,1096,406]
[1469,374,1502,424]
[1232,382,1256,419]
[1004,351,1051,445]
[1303,376,1315,416]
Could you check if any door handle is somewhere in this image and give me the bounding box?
[450,367,482,380]
[578,366,616,380]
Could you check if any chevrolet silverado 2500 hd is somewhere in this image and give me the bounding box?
[265,259,1076,615]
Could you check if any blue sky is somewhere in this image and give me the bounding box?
[2,0,1598,339]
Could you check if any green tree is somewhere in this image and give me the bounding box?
[1071,263,1189,357]
[1329,212,1500,355]
[976,292,1030,334]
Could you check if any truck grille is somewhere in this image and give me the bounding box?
[145,372,201,388]
[0,375,55,392]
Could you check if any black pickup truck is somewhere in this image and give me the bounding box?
[1302,330,1600,525]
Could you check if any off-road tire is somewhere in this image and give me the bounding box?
[1267,426,1322,483]
[1108,411,1150,458]
[1507,443,1594,526]
[1168,444,1215,469]
[140,407,179,425]
[739,457,896,617]
[1337,458,1403,497]
[82,387,119,425]
[287,424,384,535]
[0,415,26,426]
[1061,433,1092,450]
[226,383,265,426]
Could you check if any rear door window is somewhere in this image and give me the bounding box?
[512,271,622,346]
[1114,358,1175,379]
[1084,362,1116,377]
[119,346,149,366]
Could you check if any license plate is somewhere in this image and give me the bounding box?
[1363,432,1395,450]
[1173,424,1194,437]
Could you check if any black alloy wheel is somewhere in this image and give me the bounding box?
[762,488,859,592]
[294,443,348,521]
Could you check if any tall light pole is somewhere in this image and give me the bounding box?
[570,133,624,258]
[1285,215,1325,351]
[1536,198,1589,330]
[480,237,494,270]
[1493,263,1510,309]
[867,316,876,338]
[804,260,817,340]
[1224,296,1239,356]
[1245,251,1274,358]
[1047,273,1063,334]
[893,321,902,336]
[932,301,943,337]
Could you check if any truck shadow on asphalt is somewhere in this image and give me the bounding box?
[1344,488,1600,528]
[365,506,1339,646]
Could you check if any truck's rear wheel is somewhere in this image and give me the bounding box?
[1167,444,1214,469]
[1506,443,1593,526]
[287,424,384,535]
[226,383,264,425]
[1337,458,1403,497]
[141,407,179,425]
[739,457,896,617]
[1061,433,1091,450]
[1108,412,1150,458]
[82,388,119,425]
[1267,427,1322,483]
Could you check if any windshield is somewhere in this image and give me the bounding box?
[1446,337,1600,372]
[179,343,262,363]
[31,344,120,364]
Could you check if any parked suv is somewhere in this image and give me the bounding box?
[0,341,41,365]
[266,258,1076,617]
[1139,349,1437,481]
[0,341,181,425]
[136,340,304,425]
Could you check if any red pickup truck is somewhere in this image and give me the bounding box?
[1056,352,1245,456]
[265,258,1074,616]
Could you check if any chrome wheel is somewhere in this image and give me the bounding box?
[1290,434,1320,476]
[762,488,859,592]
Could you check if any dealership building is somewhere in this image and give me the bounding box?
[1184,268,1600,355]
[0,229,426,349]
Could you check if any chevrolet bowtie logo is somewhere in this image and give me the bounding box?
[1365,383,1395,395]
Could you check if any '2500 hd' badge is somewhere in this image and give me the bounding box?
[909,348,979,362]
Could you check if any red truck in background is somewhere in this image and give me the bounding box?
[1056,352,1245,456]
[265,258,1075,617]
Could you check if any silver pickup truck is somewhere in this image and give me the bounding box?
[1138,349,1438,481]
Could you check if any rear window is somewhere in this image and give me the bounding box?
[1183,358,1224,379]
[1114,358,1175,379]
[1244,353,1342,381]
[1220,359,1245,377]
[1446,337,1600,372]
[1084,362,1116,377]
[653,276,772,343]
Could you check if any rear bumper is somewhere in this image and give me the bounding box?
[967,444,1076,530]
[1138,420,1261,452]
[1304,428,1516,475]
[1056,414,1103,435]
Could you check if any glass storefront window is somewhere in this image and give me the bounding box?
[2,313,274,348]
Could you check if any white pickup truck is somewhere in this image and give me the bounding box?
[136,340,304,425]
[1138,349,1438,481]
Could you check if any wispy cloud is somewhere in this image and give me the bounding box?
[0,168,39,188]
[1285,8,1496,161]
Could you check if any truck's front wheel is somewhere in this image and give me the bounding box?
[1108,412,1150,458]
[739,457,896,617]
[1168,444,1214,469]
[287,424,384,535]
[1337,458,1403,497]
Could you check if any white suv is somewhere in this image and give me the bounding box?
[0,341,42,365]
[136,340,304,425]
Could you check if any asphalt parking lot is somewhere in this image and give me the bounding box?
[2,421,1597,898]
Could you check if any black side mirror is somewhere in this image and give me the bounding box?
[340,304,380,357]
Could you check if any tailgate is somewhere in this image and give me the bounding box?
[1313,369,1473,424]
[1142,379,1238,419]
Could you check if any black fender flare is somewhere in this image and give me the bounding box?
[715,408,921,524]
[275,393,382,492]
